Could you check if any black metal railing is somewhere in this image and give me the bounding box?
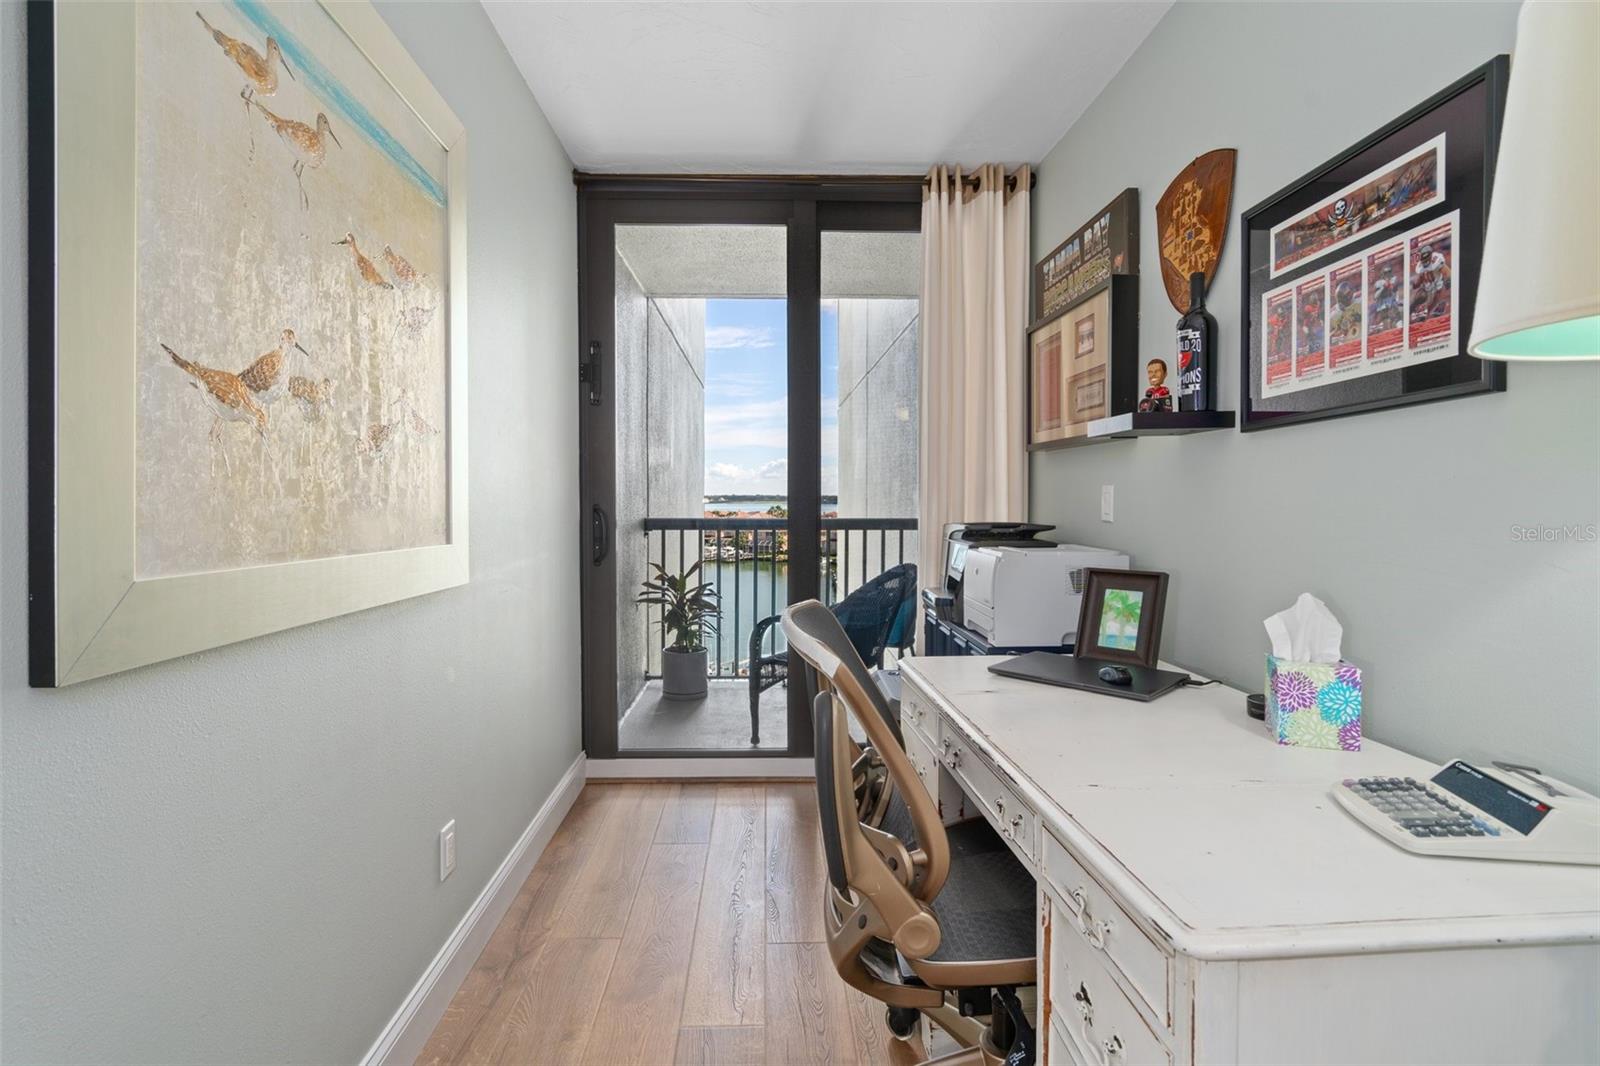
[638,516,917,680]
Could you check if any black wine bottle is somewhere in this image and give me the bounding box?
[1177,271,1216,412]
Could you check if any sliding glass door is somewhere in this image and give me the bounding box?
[577,181,919,761]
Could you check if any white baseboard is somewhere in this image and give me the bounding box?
[360,752,588,1066]
[586,756,814,779]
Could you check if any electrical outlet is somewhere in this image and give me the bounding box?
[1100,484,1115,523]
[439,820,457,882]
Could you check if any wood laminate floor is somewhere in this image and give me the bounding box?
[417,782,923,1066]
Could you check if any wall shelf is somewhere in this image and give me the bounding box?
[1029,410,1235,450]
[1088,410,1236,437]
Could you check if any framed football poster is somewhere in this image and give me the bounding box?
[1239,57,1508,432]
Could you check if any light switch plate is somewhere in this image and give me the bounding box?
[439,820,457,882]
[1100,484,1114,522]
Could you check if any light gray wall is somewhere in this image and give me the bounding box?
[0,2,581,1062]
[1030,1,1600,794]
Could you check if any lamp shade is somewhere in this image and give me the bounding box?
[1468,0,1600,360]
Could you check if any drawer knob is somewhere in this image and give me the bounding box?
[1010,814,1024,831]
[995,797,1005,815]
[1102,1034,1124,1062]
[1070,886,1089,914]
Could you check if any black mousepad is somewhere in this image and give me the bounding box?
[987,651,1190,702]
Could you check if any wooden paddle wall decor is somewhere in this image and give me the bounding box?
[1156,148,1237,312]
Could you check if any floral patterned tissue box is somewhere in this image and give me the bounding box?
[1265,655,1363,750]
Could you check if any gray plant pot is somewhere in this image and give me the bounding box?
[661,647,709,701]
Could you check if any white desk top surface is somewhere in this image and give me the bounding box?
[901,655,1600,959]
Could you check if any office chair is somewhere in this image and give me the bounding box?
[783,600,1037,1066]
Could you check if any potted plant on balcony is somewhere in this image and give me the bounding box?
[637,561,722,700]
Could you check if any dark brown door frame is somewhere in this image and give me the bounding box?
[575,175,919,760]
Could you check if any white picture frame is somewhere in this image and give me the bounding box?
[29,1,469,686]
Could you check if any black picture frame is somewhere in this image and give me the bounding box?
[1073,568,1169,669]
[1032,188,1138,324]
[1025,274,1139,451]
[1238,56,1509,432]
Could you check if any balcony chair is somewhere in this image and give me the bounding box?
[783,600,1037,1066]
[746,562,916,746]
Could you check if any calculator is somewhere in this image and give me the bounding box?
[1332,760,1600,865]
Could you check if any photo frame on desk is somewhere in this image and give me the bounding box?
[1238,56,1508,432]
[1074,568,1168,669]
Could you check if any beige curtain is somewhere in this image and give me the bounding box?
[918,164,1032,609]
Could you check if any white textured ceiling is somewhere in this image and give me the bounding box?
[617,226,920,297]
[484,2,1173,174]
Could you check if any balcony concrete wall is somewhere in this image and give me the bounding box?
[835,298,920,598]
[615,251,706,718]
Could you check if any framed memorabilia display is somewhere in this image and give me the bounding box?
[1239,57,1508,432]
[1033,188,1138,322]
[1027,276,1138,449]
[29,1,469,686]
[1074,568,1169,669]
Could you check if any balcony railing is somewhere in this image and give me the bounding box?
[638,516,918,680]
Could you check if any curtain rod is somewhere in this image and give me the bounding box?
[924,170,1036,193]
[570,170,1035,190]
[572,171,924,187]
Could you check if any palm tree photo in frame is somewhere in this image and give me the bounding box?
[28,1,468,686]
[1074,568,1169,669]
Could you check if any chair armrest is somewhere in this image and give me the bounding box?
[749,613,782,661]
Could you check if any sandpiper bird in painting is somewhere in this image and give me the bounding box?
[336,233,394,290]
[195,10,293,98]
[288,375,336,422]
[391,392,441,438]
[237,328,311,406]
[356,418,401,458]
[164,343,268,475]
[358,395,439,459]
[381,245,426,291]
[196,10,293,156]
[246,92,340,210]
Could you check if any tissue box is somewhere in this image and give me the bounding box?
[1265,655,1363,750]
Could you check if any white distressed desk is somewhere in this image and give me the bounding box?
[898,655,1600,1065]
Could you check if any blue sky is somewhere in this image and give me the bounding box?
[703,299,838,497]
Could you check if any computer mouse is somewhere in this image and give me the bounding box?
[1097,665,1133,686]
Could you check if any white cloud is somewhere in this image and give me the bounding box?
[705,396,788,450]
[705,326,777,351]
[758,459,787,478]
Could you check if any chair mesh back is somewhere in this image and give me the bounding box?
[832,563,918,667]
[812,691,850,894]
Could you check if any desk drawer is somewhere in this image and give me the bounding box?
[901,722,939,804]
[1049,899,1170,1066]
[900,684,936,749]
[1043,831,1170,1029]
[942,724,1036,863]
[1049,1014,1089,1066]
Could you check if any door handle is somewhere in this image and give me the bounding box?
[591,504,610,566]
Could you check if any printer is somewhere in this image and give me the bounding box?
[928,522,1058,621]
[961,544,1131,648]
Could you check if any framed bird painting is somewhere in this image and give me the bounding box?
[27,1,468,686]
